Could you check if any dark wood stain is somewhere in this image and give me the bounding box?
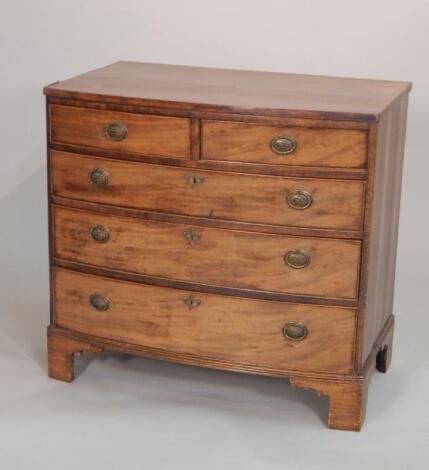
[44,61,410,431]
[44,61,411,121]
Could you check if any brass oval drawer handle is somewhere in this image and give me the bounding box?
[90,225,110,243]
[89,168,109,188]
[104,121,127,141]
[284,249,310,269]
[287,190,312,210]
[270,135,297,155]
[184,230,201,246]
[89,293,111,312]
[283,322,308,341]
[184,295,201,310]
[186,173,204,188]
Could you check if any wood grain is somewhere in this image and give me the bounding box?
[52,196,363,241]
[50,141,368,181]
[358,93,409,365]
[53,268,356,373]
[44,62,411,430]
[47,310,394,430]
[49,104,191,159]
[201,120,368,169]
[46,315,393,385]
[43,61,411,121]
[51,150,365,231]
[290,373,370,431]
[47,326,103,382]
[53,206,361,299]
[53,259,359,307]
[290,315,395,430]
[47,95,373,129]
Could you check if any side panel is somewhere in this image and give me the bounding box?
[358,93,409,367]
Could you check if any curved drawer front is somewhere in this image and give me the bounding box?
[52,151,364,231]
[49,105,191,159]
[201,120,367,168]
[54,268,356,373]
[53,206,361,299]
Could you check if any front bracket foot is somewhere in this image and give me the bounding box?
[290,375,370,431]
[47,327,103,382]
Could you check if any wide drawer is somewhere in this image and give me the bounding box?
[53,206,361,299]
[54,268,356,373]
[49,105,191,159]
[201,120,367,168]
[51,151,365,231]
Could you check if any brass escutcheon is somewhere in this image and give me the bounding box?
[89,293,111,312]
[270,135,297,155]
[283,322,308,341]
[104,121,127,141]
[90,225,110,243]
[89,168,109,188]
[284,249,310,269]
[183,295,201,310]
[186,173,204,188]
[287,190,313,210]
[184,230,201,246]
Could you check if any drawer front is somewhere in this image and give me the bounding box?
[49,105,191,159]
[52,151,365,231]
[53,206,361,299]
[54,268,356,373]
[201,120,367,168]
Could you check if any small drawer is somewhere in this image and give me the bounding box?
[49,105,191,159]
[51,151,365,231]
[201,120,367,168]
[53,206,361,299]
[54,268,356,373]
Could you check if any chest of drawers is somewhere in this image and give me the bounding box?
[44,62,410,430]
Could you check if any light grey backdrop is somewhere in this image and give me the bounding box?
[1,1,428,469]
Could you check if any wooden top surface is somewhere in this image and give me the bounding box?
[44,61,411,121]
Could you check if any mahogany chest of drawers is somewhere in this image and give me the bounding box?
[44,62,411,430]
